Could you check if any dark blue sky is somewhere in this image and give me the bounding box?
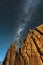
[0,0,43,62]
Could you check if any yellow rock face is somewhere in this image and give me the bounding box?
[3,24,43,65]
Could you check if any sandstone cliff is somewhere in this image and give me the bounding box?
[3,24,43,65]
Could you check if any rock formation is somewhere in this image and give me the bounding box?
[3,42,18,65]
[3,24,43,65]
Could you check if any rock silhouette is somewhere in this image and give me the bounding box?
[3,24,43,65]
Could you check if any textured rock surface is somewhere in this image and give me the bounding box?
[3,24,43,65]
[3,42,18,65]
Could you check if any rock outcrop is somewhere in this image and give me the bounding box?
[3,42,18,65]
[3,24,43,65]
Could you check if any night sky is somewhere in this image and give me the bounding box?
[0,0,43,62]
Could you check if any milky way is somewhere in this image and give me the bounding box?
[14,0,40,42]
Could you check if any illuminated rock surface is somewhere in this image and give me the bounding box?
[3,24,43,65]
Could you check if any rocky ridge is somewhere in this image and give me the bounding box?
[3,24,43,65]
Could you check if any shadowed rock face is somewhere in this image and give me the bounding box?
[3,24,43,65]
